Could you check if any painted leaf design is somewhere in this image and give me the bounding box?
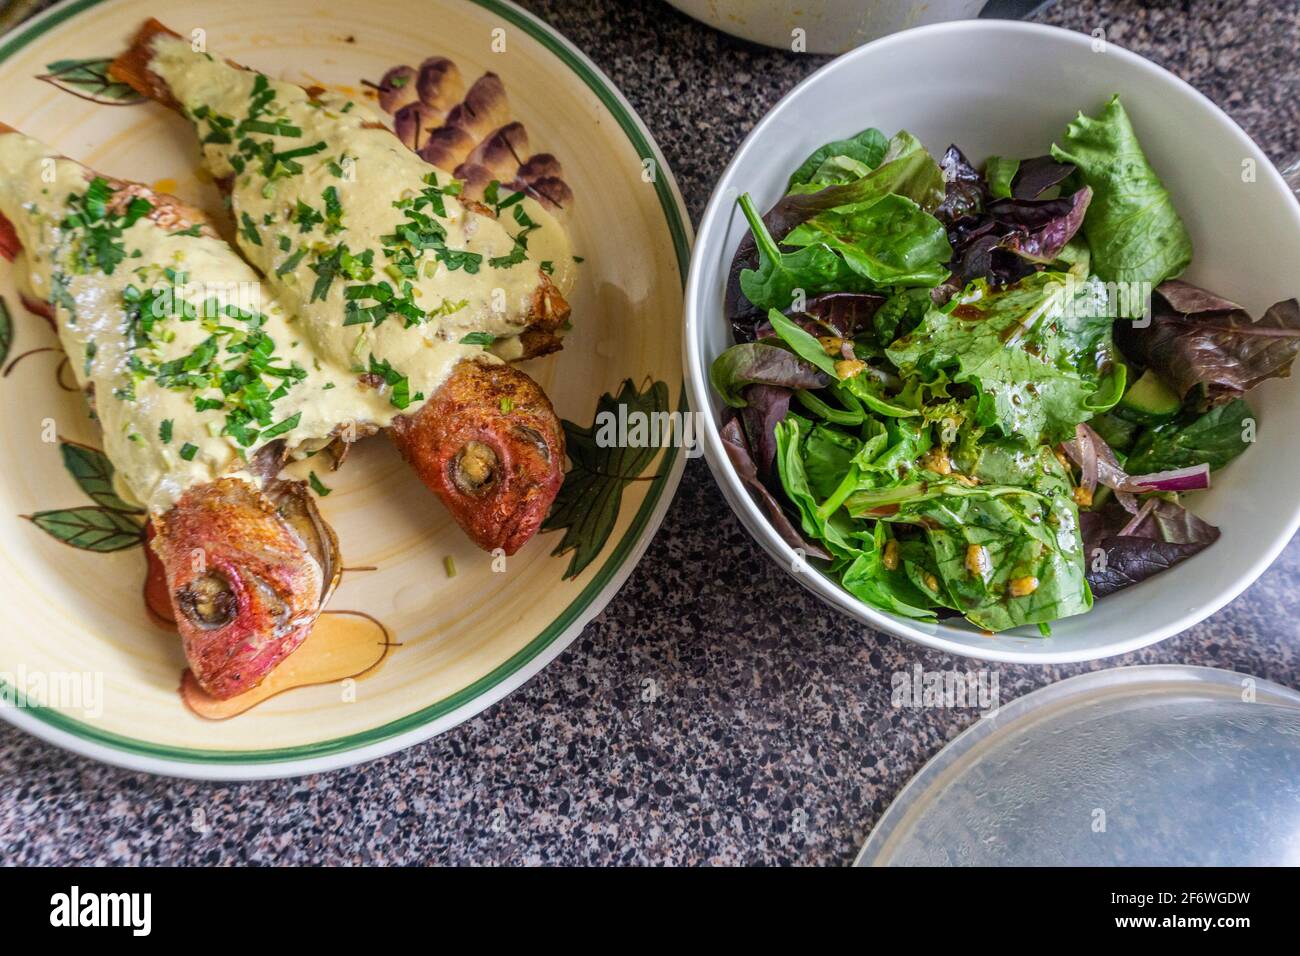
[39,58,146,105]
[544,379,670,579]
[0,296,11,368]
[27,506,144,551]
[60,441,142,512]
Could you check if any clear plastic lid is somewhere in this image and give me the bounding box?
[857,665,1300,866]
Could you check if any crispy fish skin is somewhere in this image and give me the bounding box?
[109,19,571,554]
[389,361,564,555]
[152,478,322,699]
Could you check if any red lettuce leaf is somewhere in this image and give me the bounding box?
[1115,280,1300,405]
[1010,155,1075,200]
[720,415,831,560]
[1081,498,1220,598]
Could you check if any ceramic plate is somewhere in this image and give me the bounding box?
[0,0,690,778]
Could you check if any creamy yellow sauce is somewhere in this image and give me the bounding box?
[0,133,397,513]
[148,37,574,405]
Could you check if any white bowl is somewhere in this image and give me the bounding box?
[684,20,1300,663]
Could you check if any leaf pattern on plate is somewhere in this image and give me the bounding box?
[20,441,144,551]
[38,57,146,105]
[26,506,144,552]
[543,378,669,579]
[0,297,11,368]
[59,440,143,513]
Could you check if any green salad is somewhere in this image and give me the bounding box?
[712,95,1300,633]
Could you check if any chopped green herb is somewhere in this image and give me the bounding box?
[239,211,262,246]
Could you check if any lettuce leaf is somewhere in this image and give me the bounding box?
[1050,94,1192,287]
[886,273,1105,445]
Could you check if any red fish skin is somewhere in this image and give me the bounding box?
[389,360,565,555]
[151,479,322,699]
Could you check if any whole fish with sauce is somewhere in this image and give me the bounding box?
[0,127,341,699]
[110,20,572,553]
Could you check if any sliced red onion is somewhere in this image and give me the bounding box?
[1121,463,1211,493]
[1060,423,1138,512]
[1119,497,1158,537]
[1075,423,1098,498]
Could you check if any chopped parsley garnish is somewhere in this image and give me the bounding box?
[459,332,496,346]
[260,411,302,441]
[179,442,199,461]
[488,203,539,270]
[159,419,173,444]
[276,246,308,276]
[308,471,332,496]
[60,177,152,277]
[367,354,421,410]
[310,244,374,302]
[293,200,324,233]
[239,211,262,246]
[240,119,302,137]
[483,179,526,216]
[322,186,344,234]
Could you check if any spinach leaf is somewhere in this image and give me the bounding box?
[736,193,860,312]
[894,448,1091,632]
[872,288,932,345]
[727,141,946,317]
[782,194,952,290]
[1125,398,1255,473]
[767,308,840,377]
[840,526,938,620]
[1050,94,1192,287]
[787,128,889,190]
[804,423,860,499]
[774,415,863,560]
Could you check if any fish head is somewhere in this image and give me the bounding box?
[151,478,326,699]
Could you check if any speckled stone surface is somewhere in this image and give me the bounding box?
[2,0,1298,866]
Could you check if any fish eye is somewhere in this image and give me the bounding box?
[451,440,498,496]
[176,571,236,630]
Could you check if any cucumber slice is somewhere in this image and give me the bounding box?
[1114,369,1181,425]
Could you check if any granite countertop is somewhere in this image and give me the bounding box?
[2,0,1298,866]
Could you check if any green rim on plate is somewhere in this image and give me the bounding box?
[0,0,691,764]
